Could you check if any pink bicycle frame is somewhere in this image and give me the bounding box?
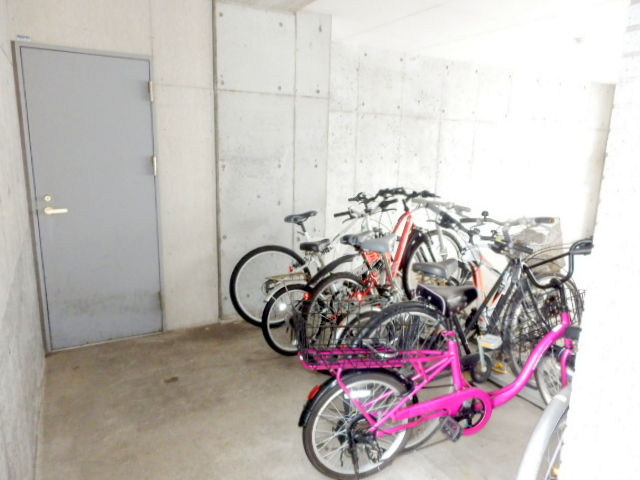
[333,310,574,438]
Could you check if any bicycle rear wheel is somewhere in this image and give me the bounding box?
[356,302,450,450]
[229,245,310,327]
[402,230,466,299]
[261,283,309,356]
[301,272,368,349]
[302,371,410,479]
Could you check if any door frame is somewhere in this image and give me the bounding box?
[13,42,166,351]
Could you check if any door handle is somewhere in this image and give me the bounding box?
[44,207,69,215]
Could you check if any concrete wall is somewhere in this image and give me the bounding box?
[0,0,45,477]
[561,2,640,477]
[215,2,613,318]
[7,0,218,331]
[215,2,331,318]
[326,43,614,242]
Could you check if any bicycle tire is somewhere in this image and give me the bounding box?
[355,302,451,451]
[516,386,571,480]
[501,277,581,376]
[300,272,368,349]
[535,348,574,405]
[229,245,310,327]
[261,283,310,356]
[402,229,466,299]
[302,370,410,479]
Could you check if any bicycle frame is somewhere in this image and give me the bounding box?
[334,206,419,300]
[261,207,390,303]
[332,309,574,439]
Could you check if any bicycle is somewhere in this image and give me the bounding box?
[261,189,457,355]
[268,190,460,356]
[408,201,584,379]
[296,238,592,479]
[230,191,399,326]
[516,385,571,480]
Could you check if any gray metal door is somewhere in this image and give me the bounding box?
[17,45,162,350]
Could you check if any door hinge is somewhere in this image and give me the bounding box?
[148,81,154,103]
[158,290,164,311]
[151,155,157,177]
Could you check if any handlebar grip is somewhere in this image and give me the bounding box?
[334,211,350,218]
[460,218,477,223]
[534,217,556,224]
[513,242,534,254]
[420,190,438,198]
[571,238,594,255]
[379,198,398,210]
[456,205,471,213]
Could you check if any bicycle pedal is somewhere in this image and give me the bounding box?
[492,362,507,374]
[440,416,462,442]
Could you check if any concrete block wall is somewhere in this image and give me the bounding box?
[0,0,44,477]
[326,45,615,241]
[7,0,218,331]
[215,3,331,319]
[561,2,640,477]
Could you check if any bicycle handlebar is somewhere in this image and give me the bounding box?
[491,238,534,255]
[524,238,594,289]
[334,210,351,218]
[460,215,555,228]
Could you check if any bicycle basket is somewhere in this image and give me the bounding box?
[513,220,565,273]
[297,302,446,371]
[504,286,585,363]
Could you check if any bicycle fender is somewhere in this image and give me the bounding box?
[298,375,340,427]
[400,229,428,267]
[306,254,359,289]
[298,370,414,428]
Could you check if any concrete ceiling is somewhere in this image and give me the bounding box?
[227,0,630,83]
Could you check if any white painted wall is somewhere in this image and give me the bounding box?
[561,2,640,477]
[7,0,218,331]
[0,0,44,477]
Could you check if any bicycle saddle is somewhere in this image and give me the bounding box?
[416,284,478,317]
[284,211,317,224]
[412,259,458,280]
[359,234,396,254]
[299,239,330,253]
[340,232,374,247]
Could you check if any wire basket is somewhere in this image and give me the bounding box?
[502,285,585,372]
[297,301,446,371]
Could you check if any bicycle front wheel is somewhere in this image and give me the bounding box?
[229,245,310,327]
[502,277,581,376]
[261,283,309,356]
[302,371,410,479]
[534,348,574,405]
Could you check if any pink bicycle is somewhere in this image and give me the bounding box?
[297,238,592,479]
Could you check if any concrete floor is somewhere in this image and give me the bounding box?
[36,321,543,480]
